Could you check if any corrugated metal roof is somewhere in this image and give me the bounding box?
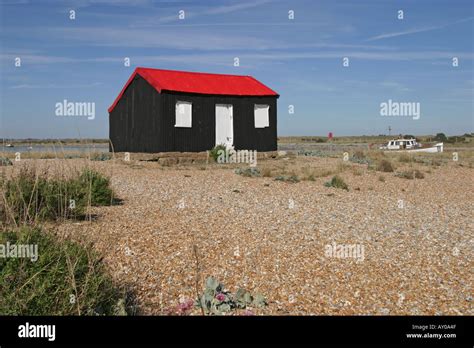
[108,67,279,113]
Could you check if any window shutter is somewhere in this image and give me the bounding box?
[175,101,192,127]
[254,104,269,128]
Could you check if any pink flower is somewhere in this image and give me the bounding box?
[215,293,226,302]
[242,309,254,316]
[178,299,194,313]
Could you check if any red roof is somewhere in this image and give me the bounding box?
[108,67,279,113]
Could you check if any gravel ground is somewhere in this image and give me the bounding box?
[33,156,473,315]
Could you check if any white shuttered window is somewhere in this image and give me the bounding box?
[175,101,192,127]
[254,104,269,128]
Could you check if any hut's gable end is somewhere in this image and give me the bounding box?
[109,75,162,152]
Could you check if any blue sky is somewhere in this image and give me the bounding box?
[0,0,473,138]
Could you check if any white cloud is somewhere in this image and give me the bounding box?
[2,49,472,68]
[10,82,103,89]
[144,0,272,24]
[367,16,474,41]
[44,26,276,50]
[0,54,83,63]
[378,81,412,92]
[367,26,440,41]
[206,0,272,15]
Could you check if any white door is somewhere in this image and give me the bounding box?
[215,104,233,147]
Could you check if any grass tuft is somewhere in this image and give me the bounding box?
[1,167,115,225]
[209,145,227,162]
[0,226,133,315]
[0,157,13,166]
[376,159,395,172]
[395,169,425,179]
[324,175,349,191]
[398,154,412,163]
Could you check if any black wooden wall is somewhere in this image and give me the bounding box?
[109,75,162,152]
[109,75,278,153]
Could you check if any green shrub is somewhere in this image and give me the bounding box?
[196,277,267,315]
[395,169,425,179]
[324,175,349,190]
[298,150,327,157]
[91,153,112,161]
[433,133,447,142]
[209,145,227,162]
[1,167,85,223]
[1,167,115,224]
[79,169,114,206]
[413,169,425,179]
[274,175,300,183]
[234,167,260,177]
[0,227,131,315]
[350,151,372,165]
[376,159,394,172]
[0,157,13,166]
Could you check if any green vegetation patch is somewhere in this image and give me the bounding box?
[1,167,115,224]
[395,170,425,180]
[324,175,349,191]
[209,145,227,162]
[0,157,13,166]
[0,226,130,315]
[196,277,267,315]
[234,167,261,177]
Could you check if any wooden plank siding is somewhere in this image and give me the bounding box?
[109,75,278,153]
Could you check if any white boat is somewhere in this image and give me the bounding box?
[6,143,14,148]
[380,138,443,153]
[404,143,444,153]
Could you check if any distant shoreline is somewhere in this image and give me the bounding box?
[3,133,473,144]
[2,133,472,148]
[2,139,109,145]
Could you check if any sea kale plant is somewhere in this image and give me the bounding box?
[196,277,267,315]
[234,167,261,177]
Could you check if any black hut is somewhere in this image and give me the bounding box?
[108,67,279,153]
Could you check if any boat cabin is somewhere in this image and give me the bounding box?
[383,138,417,150]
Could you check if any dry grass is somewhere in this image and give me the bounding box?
[398,153,412,163]
[253,157,359,183]
[376,159,395,172]
[395,169,425,180]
